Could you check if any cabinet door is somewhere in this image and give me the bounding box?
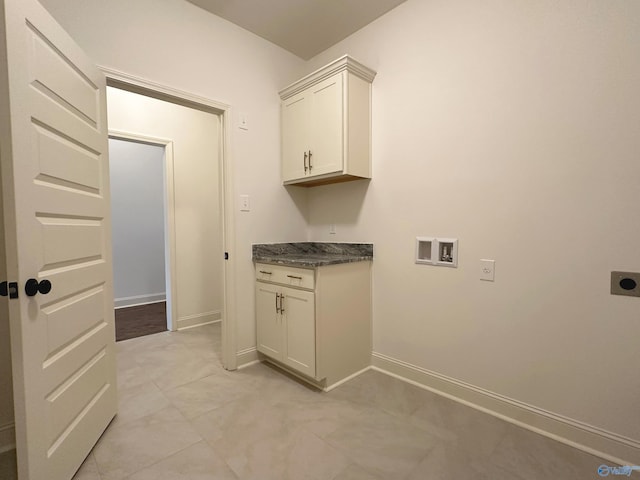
[282,91,310,182]
[308,72,344,177]
[256,283,282,359]
[281,287,316,378]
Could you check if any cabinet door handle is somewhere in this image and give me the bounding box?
[308,150,312,171]
[287,275,302,280]
[304,151,308,173]
[259,270,272,275]
[279,294,285,314]
[275,293,280,313]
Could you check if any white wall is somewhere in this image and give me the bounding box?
[38,0,308,346]
[109,139,166,307]
[302,0,640,458]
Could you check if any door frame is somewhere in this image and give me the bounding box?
[108,132,178,332]
[101,67,238,371]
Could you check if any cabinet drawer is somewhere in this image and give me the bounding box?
[256,263,315,290]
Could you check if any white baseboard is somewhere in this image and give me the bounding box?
[114,293,166,309]
[246,354,369,393]
[372,352,640,466]
[0,423,15,453]
[237,359,261,370]
[324,366,371,392]
[236,347,259,369]
[176,310,221,330]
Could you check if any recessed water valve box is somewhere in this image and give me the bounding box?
[415,237,458,267]
[611,271,640,297]
[435,238,458,267]
[415,237,434,264]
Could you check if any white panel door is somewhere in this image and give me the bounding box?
[0,0,117,479]
[281,287,315,378]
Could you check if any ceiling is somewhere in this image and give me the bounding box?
[185,0,407,60]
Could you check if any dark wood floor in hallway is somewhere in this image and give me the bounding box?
[115,301,167,342]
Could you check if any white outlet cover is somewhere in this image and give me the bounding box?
[480,259,495,281]
[240,194,250,212]
[238,112,249,130]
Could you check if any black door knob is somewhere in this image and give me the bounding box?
[25,278,52,297]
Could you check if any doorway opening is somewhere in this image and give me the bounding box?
[109,137,170,341]
[104,69,237,371]
[107,86,224,341]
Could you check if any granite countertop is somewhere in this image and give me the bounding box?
[252,242,373,267]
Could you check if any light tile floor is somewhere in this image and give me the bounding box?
[1,323,632,479]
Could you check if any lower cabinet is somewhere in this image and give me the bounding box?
[255,283,315,378]
[255,261,371,390]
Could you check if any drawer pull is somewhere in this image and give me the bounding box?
[260,270,273,275]
[287,275,303,280]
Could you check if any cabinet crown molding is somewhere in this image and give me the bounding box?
[279,55,376,100]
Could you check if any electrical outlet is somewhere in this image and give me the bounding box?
[480,259,495,281]
[611,271,640,297]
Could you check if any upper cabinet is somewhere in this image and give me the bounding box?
[279,56,376,187]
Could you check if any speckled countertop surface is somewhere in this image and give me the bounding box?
[252,242,373,267]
